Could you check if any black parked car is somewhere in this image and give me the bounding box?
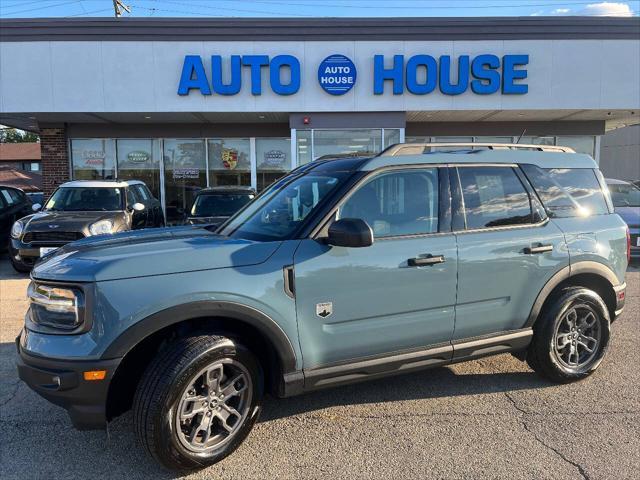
[185,186,256,227]
[1,185,33,251]
[9,179,164,272]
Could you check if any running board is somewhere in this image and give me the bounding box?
[301,328,532,393]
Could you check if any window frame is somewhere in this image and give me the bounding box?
[311,165,452,241]
[450,164,548,233]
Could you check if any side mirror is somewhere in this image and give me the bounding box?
[132,202,145,212]
[326,218,374,248]
[32,203,42,212]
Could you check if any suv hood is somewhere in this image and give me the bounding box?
[24,210,125,234]
[32,226,282,282]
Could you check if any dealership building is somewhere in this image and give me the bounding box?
[0,17,639,223]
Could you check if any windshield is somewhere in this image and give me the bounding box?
[608,183,640,207]
[45,187,124,211]
[191,193,254,217]
[219,171,351,241]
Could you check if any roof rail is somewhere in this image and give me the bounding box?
[380,143,576,156]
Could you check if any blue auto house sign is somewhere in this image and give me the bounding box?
[178,53,528,96]
[317,54,357,95]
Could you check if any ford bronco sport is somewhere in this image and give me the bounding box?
[16,144,628,472]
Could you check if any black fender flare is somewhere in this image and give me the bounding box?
[525,261,620,327]
[102,301,298,373]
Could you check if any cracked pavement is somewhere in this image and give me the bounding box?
[1,255,638,479]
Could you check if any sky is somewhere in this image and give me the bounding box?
[0,0,638,18]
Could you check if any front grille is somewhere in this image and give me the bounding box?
[23,231,84,244]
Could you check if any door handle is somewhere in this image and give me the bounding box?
[524,244,553,254]
[408,254,445,267]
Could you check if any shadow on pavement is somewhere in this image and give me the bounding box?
[259,365,551,423]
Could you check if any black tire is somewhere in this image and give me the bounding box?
[527,287,610,383]
[133,335,263,472]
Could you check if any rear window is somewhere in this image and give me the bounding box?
[545,168,609,215]
[521,165,609,217]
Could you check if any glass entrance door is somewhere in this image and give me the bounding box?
[163,139,207,225]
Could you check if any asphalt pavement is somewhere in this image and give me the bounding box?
[1,255,638,479]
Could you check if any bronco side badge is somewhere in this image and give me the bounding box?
[316,302,333,318]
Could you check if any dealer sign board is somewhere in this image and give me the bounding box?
[178,53,528,97]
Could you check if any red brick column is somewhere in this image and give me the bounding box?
[40,127,70,197]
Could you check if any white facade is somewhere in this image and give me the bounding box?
[1,39,639,115]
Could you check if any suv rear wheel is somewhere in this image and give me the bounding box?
[527,287,610,383]
[133,335,263,472]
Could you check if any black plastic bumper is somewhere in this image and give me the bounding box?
[15,333,121,430]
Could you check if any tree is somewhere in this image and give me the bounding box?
[0,127,39,143]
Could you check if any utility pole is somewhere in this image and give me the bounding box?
[112,0,131,18]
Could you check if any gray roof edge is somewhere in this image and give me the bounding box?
[1,16,639,41]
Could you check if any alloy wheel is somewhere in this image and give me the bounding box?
[175,359,252,452]
[553,304,601,369]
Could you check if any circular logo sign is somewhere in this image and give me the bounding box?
[318,54,357,95]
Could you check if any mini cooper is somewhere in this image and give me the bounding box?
[9,179,163,272]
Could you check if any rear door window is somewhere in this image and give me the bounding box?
[457,166,534,229]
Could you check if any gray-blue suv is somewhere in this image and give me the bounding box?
[16,144,629,472]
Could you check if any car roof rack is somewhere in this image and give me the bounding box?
[380,143,576,156]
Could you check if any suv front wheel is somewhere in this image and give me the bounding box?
[527,287,610,383]
[133,335,263,472]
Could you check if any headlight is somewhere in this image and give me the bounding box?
[27,282,84,330]
[10,220,23,239]
[89,219,114,236]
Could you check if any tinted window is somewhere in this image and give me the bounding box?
[339,169,439,238]
[0,190,8,209]
[458,167,533,229]
[545,168,608,215]
[134,184,151,201]
[191,194,254,217]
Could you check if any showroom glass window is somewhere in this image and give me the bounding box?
[313,129,382,159]
[163,139,206,225]
[116,139,161,200]
[71,139,116,180]
[256,138,291,191]
[383,129,401,148]
[296,130,312,166]
[208,138,251,188]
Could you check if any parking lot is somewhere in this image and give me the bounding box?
[0,256,638,480]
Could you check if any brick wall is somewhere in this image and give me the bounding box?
[40,127,69,197]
